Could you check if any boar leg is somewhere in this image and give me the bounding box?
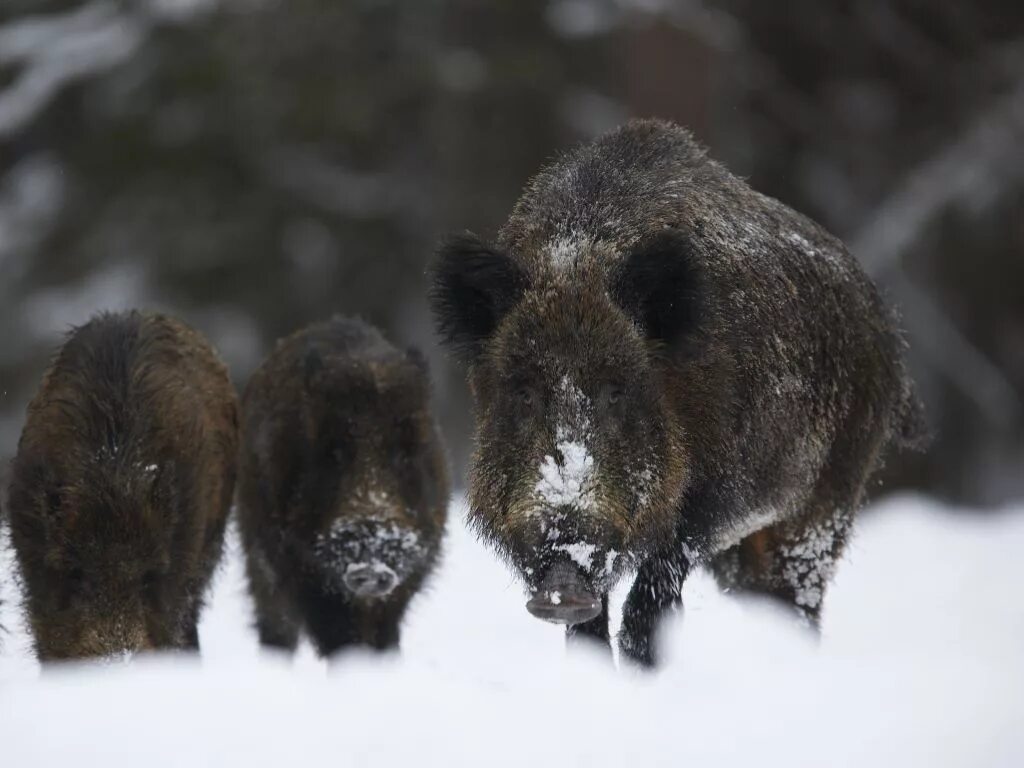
[246,558,300,652]
[619,556,688,668]
[299,586,401,657]
[710,415,881,627]
[710,501,855,628]
[256,612,300,652]
[183,599,202,651]
[565,594,611,654]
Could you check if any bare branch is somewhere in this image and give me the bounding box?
[0,2,145,139]
[852,58,1024,274]
[848,43,1024,427]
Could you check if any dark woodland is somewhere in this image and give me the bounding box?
[0,1,1022,507]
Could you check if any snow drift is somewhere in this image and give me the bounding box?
[1,494,1022,767]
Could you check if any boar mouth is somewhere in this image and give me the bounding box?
[525,561,601,625]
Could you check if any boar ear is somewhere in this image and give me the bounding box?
[612,229,705,348]
[429,232,529,360]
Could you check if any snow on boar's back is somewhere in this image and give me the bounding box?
[8,311,240,662]
[430,119,925,667]
[236,317,449,656]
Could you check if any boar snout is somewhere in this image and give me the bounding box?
[526,562,601,625]
[344,562,399,598]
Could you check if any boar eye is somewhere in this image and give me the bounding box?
[602,384,625,408]
[517,387,534,406]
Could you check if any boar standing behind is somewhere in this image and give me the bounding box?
[237,317,448,656]
[430,119,925,667]
[8,311,239,661]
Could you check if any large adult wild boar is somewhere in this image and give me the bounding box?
[8,311,239,661]
[430,119,923,667]
[237,317,448,656]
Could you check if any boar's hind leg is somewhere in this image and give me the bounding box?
[566,595,611,654]
[710,503,854,628]
[709,421,883,627]
[619,556,689,669]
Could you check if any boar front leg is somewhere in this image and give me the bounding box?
[565,594,611,655]
[246,555,300,652]
[300,586,401,657]
[182,600,202,651]
[619,555,689,668]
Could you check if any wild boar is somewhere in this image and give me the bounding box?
[236,317,449,656]
[430,119,924,667]
[8,311,239,661]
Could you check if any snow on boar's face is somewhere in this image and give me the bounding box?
[431,231,701,623]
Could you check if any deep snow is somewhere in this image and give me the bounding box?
[1,494,1022,767]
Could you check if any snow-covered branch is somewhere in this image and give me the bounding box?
[0,0,220,141]
[0,2,145,139]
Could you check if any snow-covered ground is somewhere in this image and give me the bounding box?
[1,494,1022,767]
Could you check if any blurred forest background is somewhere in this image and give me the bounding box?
[0,0,1021,506]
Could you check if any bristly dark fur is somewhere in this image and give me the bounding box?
[611,229,707,353]
[7,311,239,661]
[236,316,450,656]
[430,118,925,668]
[429,232,530,361]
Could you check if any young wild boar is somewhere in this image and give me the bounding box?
[430,119,924,667]
[8,311,239,661]
[236,317,449,656]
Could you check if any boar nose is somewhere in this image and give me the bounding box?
[526,563,601,625]
[344,562,398,598]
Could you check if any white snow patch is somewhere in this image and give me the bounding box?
[545,232,591,271]
[633,465,656,509]
[780,512,849,612]
[535,440,595,509]
[1,495,1023,766]
[534,376,598,510]
[554,541,598,571]
[315,518,424,556]
[786,230,843,266]
[787,231,816,253]
[367,489,391,507]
